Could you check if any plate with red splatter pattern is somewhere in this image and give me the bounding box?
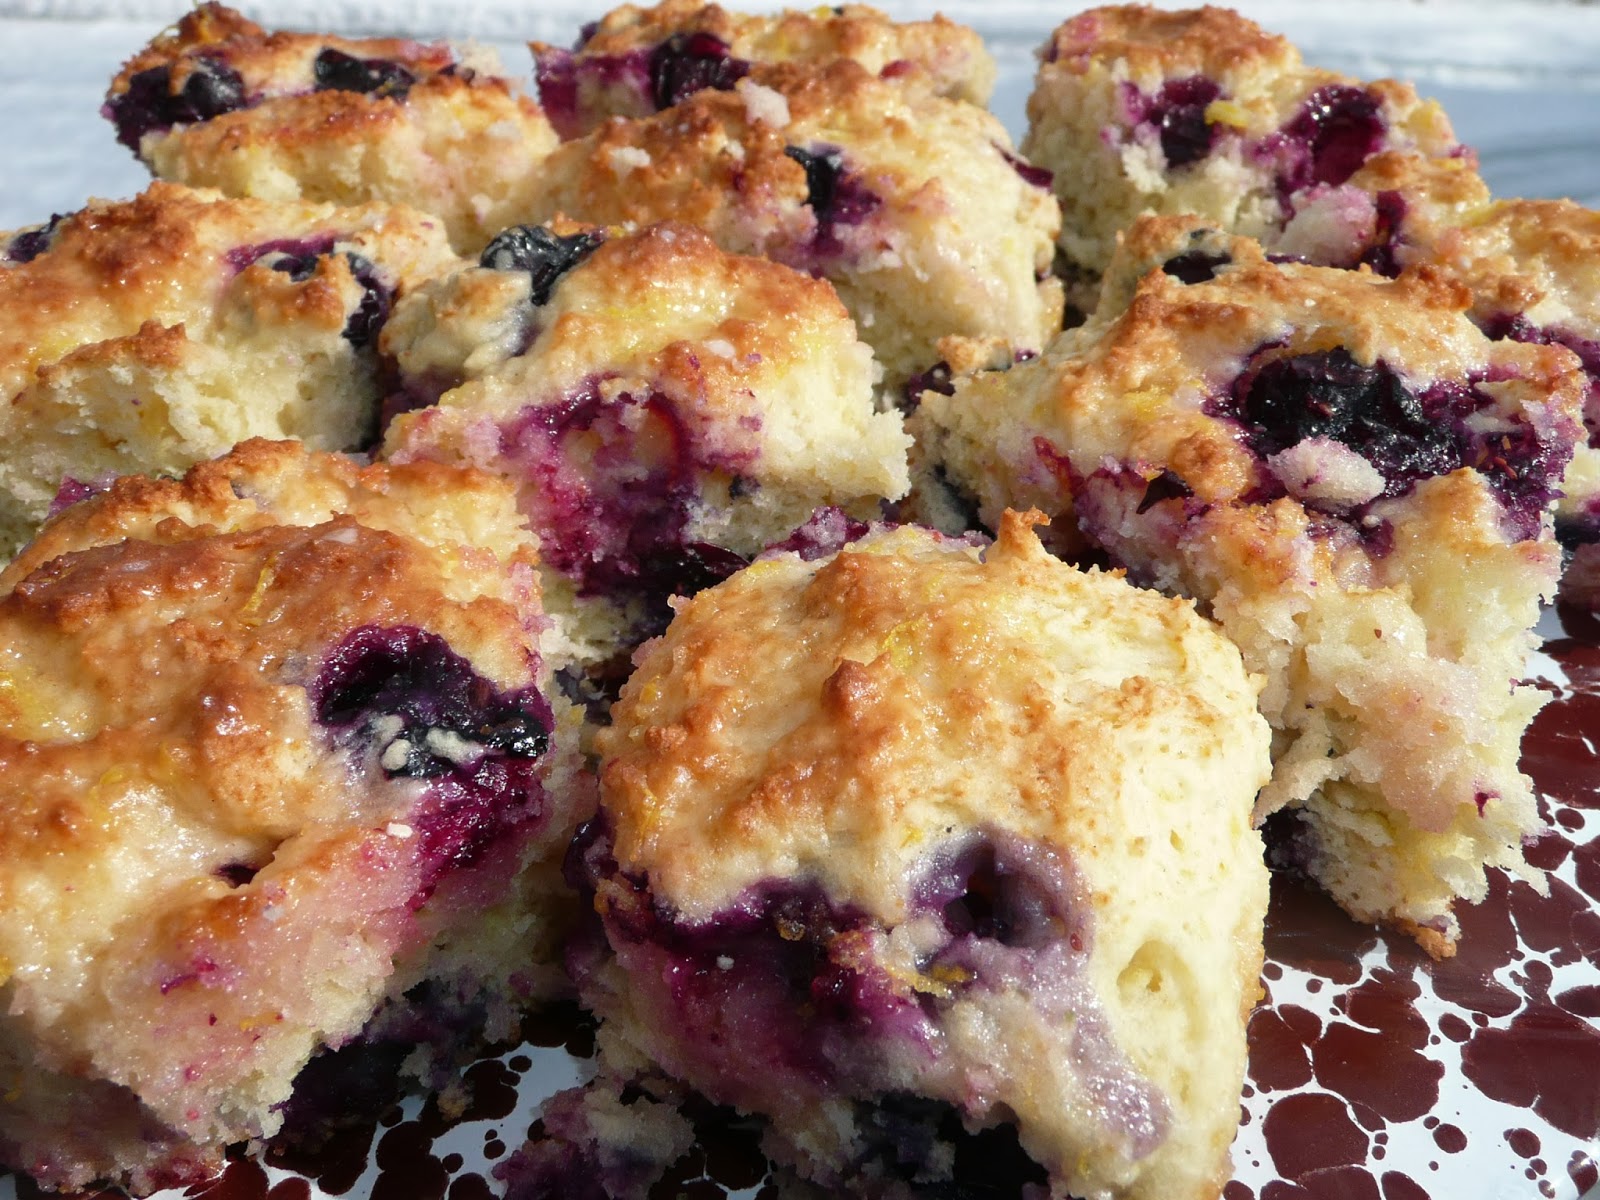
[1226,610,1600,1200]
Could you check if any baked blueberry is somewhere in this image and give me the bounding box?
[106,55,246,150]
[649,31,749,109]
[479,225,606,305]
[312,47,415,98]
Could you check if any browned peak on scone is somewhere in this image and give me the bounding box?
[532,0,995,138]
[0,184,452,402]
[0,439,590,1194]
[916,223,1585,955]
[1023,4,1467,290]
[1038,3,1290,93]
[382,218,909,683]
[571,513,1271,1200]
[105,3,559,252]
[0,184,461,559]
[514,58,1061,392]
[1433,197,1600,326]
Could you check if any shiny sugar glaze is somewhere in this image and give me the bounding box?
[6,612,1596,1200]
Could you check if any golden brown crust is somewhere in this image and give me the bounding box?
[1,519,500,850]
[1042,4,1292,79]
[1049,258,1559,512]
[598,511,1267,921]
[111,3,457,102]
[550,220,848,390]
[1433,197,1600,326]
[111,1,268,79]
[0,183,454,402]
[145,72,551,185]
[538,0,995,107]
[385,218,890,444]
[533,63,877,247]
[568,108,805,247]
[187,82,421,148]
[5,438,540,597]
[109,5,558,252]
[1,187,211,394]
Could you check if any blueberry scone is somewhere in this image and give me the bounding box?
[0,440,589,1192]
[1417,199,1600,603]
[916,224,1584,953]
[571,512,1272,1200]
[1022,5,1468,289]
[532,0,995,139]
[382,219,910,678]
[1194,151,1600,606]
[1063,98,1600,611]
[105,3,558,252]
[1079,135,1600,608]
[0,183,459,557]
[515,60,1062,390]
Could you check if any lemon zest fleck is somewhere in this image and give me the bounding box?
[238,562,278,625]
[1204,99,1248,128]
